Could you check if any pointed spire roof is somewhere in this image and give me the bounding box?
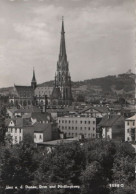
[59,17,67,60]
[32,67,36,82]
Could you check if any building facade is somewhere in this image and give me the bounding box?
[51,19,72,106]
[9,69,37,106]
[98,114,125,141]
[58,115,96,139]
[125,115,136,142]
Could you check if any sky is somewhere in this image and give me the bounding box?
[0,0,135,87]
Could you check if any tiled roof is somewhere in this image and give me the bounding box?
[7,107,18,114]
[33,122,50,132]
[126,115,136,121]
[80,106,109,114]
[14,106,41,114]
[31,112,51,122]
[15,85,34,98]
[5,118,11,126]
[8,118,32,128]
[98,115,123,127]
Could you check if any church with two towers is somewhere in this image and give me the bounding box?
[9,19,73,107]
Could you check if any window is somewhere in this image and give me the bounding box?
[80,127,82,130]
[93,121,95,124]
[75,120,77,123]
[72,127,74,130]
[75,127,77,130]
[65,126,67,129]
[65,120,67,123]
[133,121,135,126]
[127,121,129,126]
[88,121,90,124]
[72,120,74,123]
[20,129,22,133]
[85,121,86,124]
[62,120,64,123]
[84,127,86,130]
[69,127,71,129]
[19,136,22,141]
[69,120,71,123]
[88,127,90,130]
[93,128,95,131]
[39,135,42,139]
[127,137,130,141]
[80,121,82,124]
[59,120,60,123]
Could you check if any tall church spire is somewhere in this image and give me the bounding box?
[31,67,37,89]
[51,18,72,106]
[59,17,67,60]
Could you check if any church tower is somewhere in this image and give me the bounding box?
[31,68,37,90]
[52,18,72,106]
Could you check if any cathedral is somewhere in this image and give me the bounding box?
[9,19,73,107]
[51,19,73,106]
[9,69,37,106]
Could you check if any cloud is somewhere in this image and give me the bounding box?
[0,0,134,87]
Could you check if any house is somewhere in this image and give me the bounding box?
[125,115,136,142]
[33,123,52,143]
[98,114,125,141]
[6,118,26,144]
[6,112,59,144]
[7,107,18,118]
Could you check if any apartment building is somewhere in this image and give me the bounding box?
[58,116,96,139]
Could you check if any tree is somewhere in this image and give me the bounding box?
[0,140,39,193]
[0,115,7,146]
[35,142,86,194]
[80,161,109,194]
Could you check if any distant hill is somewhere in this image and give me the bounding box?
[0,71,135,98]
[39,72,135,98]
[0,87,14,96]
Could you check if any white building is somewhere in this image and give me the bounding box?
[58,115,96,139]
[6,119,23,144]
[125,115,136,142]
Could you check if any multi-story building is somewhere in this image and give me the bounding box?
[125,115,136,142]
[6,112,59,144]
[6,118,24,144]
[58,115,96,139]
[98,114,125,141]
